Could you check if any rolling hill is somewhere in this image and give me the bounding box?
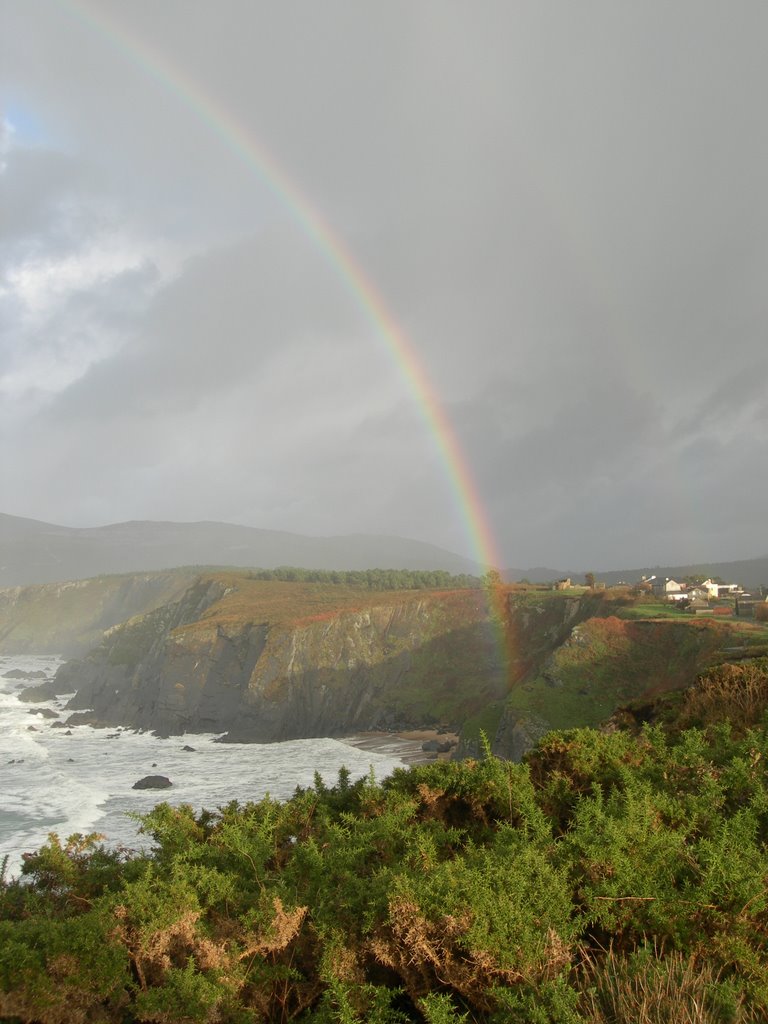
[0,513,482,587]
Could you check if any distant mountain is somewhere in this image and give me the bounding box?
[0,513,482,587]
[505,557,768,592]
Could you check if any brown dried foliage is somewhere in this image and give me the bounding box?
[369,897,569,1011]
[0,992,102,1024]
[111,895,309,1022]
[237,898,307,958]
[679,661,768,733]
[235,898,316,1023]
[415,779,493,829]
[113,905,226,990]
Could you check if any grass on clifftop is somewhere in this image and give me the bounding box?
[178,572,491,634]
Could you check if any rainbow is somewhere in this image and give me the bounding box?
[57,1,504,578]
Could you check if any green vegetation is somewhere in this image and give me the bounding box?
[3,662,768,1023]
[614,600,687,619]
[457,701,507,751]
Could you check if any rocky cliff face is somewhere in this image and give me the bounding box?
[58,578,508,740]
[0,570,200,655]
[457,591,606,758]
[503,591,608,685]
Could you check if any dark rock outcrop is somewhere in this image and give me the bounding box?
[492,710,552,762]
[18,679,62,702]
[132,775,172,790]
[421,739,455,753]
[28,708,58,719]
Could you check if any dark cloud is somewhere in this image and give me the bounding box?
[47,229,387,416]
[2,1,768,569]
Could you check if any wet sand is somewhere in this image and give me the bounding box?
[341,729,459,765]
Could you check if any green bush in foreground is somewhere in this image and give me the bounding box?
[1,717,767,1022]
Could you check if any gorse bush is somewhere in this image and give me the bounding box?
[2,716,768,1022]
[675,659,768,734]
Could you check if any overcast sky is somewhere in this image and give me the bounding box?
[2,1,767,571]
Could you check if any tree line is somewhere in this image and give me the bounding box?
[245,567,484,591]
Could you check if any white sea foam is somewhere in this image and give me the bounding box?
[0,654,409,878]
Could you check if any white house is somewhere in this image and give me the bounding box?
[702,578,742,599]
[651,577,683,597]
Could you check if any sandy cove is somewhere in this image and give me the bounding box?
[341,729,459,766]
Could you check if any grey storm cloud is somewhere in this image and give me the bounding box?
[2,0,768,570]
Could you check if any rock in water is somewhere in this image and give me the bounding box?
[132,775,172,790]
[18,679,62,702]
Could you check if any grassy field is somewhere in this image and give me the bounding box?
[183,572,487,632]
[614,600,688,619]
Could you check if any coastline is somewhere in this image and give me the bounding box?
[341,729,459,765]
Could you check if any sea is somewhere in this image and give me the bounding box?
[0,653,411,879]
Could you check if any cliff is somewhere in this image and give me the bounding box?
[20,576,767,751]
[58,573,508,740]
[457,590,608,756]
[446,589,767,760]
[491,603,745,759]
[0,570,199,655]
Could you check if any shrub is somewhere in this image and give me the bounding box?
[2,719,768,1020]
